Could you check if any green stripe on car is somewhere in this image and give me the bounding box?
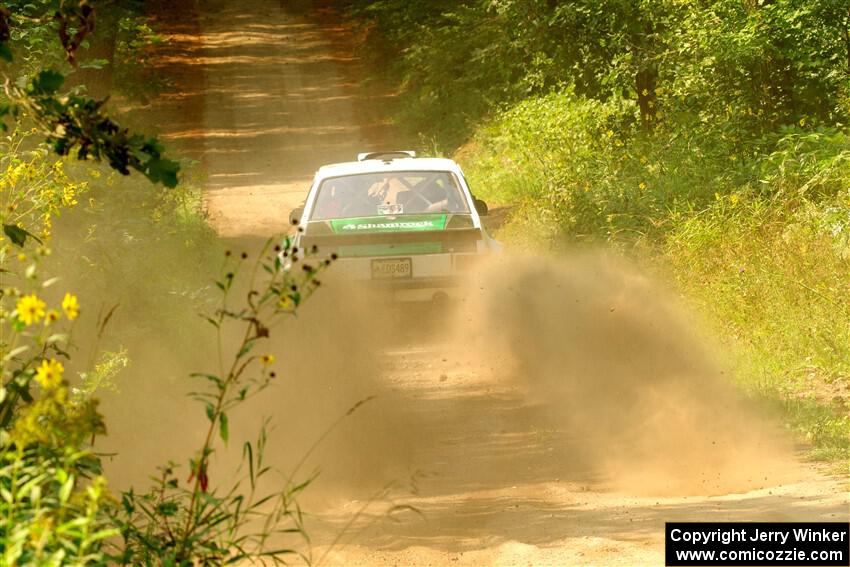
[329,214,448,234]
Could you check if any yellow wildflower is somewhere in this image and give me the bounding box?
[261,354,275,365]
[730,194,740,205]
[62,184,78,207]
[62,293,79,320]
[35,359,64,389]
[638,182,648,191]
[278,295,295,311]
[45,309,60,325]
[16,294,46,325]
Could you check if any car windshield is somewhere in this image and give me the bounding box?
[310,171,470,220]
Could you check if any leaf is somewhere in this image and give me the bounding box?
[89,528,121,542]
[205,403,215,422]
[144,157,180,188]
[58,474,74,503]
[190,373,223,389]
[155,501,179,517]
[219,412,229,444]
[0,43,11,63]
[9,378,33,403]
[237,340,255,359]
[30,69,65,96]
[3,224,41,247]
[243,442,255,489]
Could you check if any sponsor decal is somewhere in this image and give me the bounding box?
[330,214,448,234]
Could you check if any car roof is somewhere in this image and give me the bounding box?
[315,157,463,180]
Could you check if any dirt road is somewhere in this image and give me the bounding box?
[147,1,849,565]
[300,319,848,566]
[152,0,398,236]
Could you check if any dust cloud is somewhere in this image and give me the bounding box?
[237,279,422,500]
[236,247,800,500]
[51,187,799,507]
[49,193,421,502]
[452,250,798,496]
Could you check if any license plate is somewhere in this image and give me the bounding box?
[371,257,412,279]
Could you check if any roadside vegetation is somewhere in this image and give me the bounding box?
[341,0,850,464]
[0,2,330,563]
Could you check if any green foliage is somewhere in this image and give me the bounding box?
[663,133,850,463]
[345,0,850,148]
[9,70,180,187]
[0,128,112,564]
[3,223,39,247]
[0,1,181,187]
[111,16,169,102]
[0,251,112,564]
[462,90,755,242]
[660,0,850,133]
[0,129,88,244]
[0,446,115,566]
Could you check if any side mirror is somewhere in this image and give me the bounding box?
[289,206,304,225]
[473,198,489,216]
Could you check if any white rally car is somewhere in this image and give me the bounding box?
[287,151,499,302]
